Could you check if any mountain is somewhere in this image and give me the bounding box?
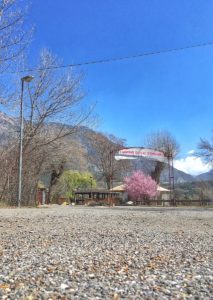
[0,112,17,133]
[129,157,196,184]
[160,166,196,183]
[196,169,213,181]
[0,111,18,144]
[0,111,16,128]
[0,111,207,184]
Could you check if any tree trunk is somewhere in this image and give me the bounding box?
[151,162,165,184]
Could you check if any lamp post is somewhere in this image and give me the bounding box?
[17,75,34,208]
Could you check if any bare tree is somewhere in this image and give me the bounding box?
[86,131,129,189]
[0,0,32,72]
[145,130,179,183]
[0,49,92,205]
[0,140,18,204]
[198,133,213,164]
[196,181,212,205]
[43,139,88,204]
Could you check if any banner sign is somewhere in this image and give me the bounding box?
[115,148,167,162]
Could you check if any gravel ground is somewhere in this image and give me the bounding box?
[0,206,212,300]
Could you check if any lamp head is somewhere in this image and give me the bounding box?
[21,75,34,83]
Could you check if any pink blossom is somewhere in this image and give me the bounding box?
[124,171,157,200]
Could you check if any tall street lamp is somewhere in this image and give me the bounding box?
[17,75,34,208]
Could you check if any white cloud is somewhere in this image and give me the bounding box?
[174,156,212,176]
[187,150,195,155]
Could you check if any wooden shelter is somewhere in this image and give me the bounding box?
[74,189,120,205]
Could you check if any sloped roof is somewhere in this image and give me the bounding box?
[157,186,170,192]
[110,184,125,192]
[110,184,170,192]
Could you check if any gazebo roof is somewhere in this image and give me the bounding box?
[110,184,126,192]
[157,186,170,192]
[110,184,170,192]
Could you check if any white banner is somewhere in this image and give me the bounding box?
[115,148,167,162]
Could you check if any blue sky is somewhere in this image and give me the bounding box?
[28,0,213,174]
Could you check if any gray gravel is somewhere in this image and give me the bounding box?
[0,206,212,299]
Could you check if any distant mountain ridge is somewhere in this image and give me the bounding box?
[0,111,19,144]
[0,111,17,131]
[161,166,196,183]
[196,169,213,181]
[129,157,197,184]
[0,111,212,183]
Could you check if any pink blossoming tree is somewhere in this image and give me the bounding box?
[124,171,158,203]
